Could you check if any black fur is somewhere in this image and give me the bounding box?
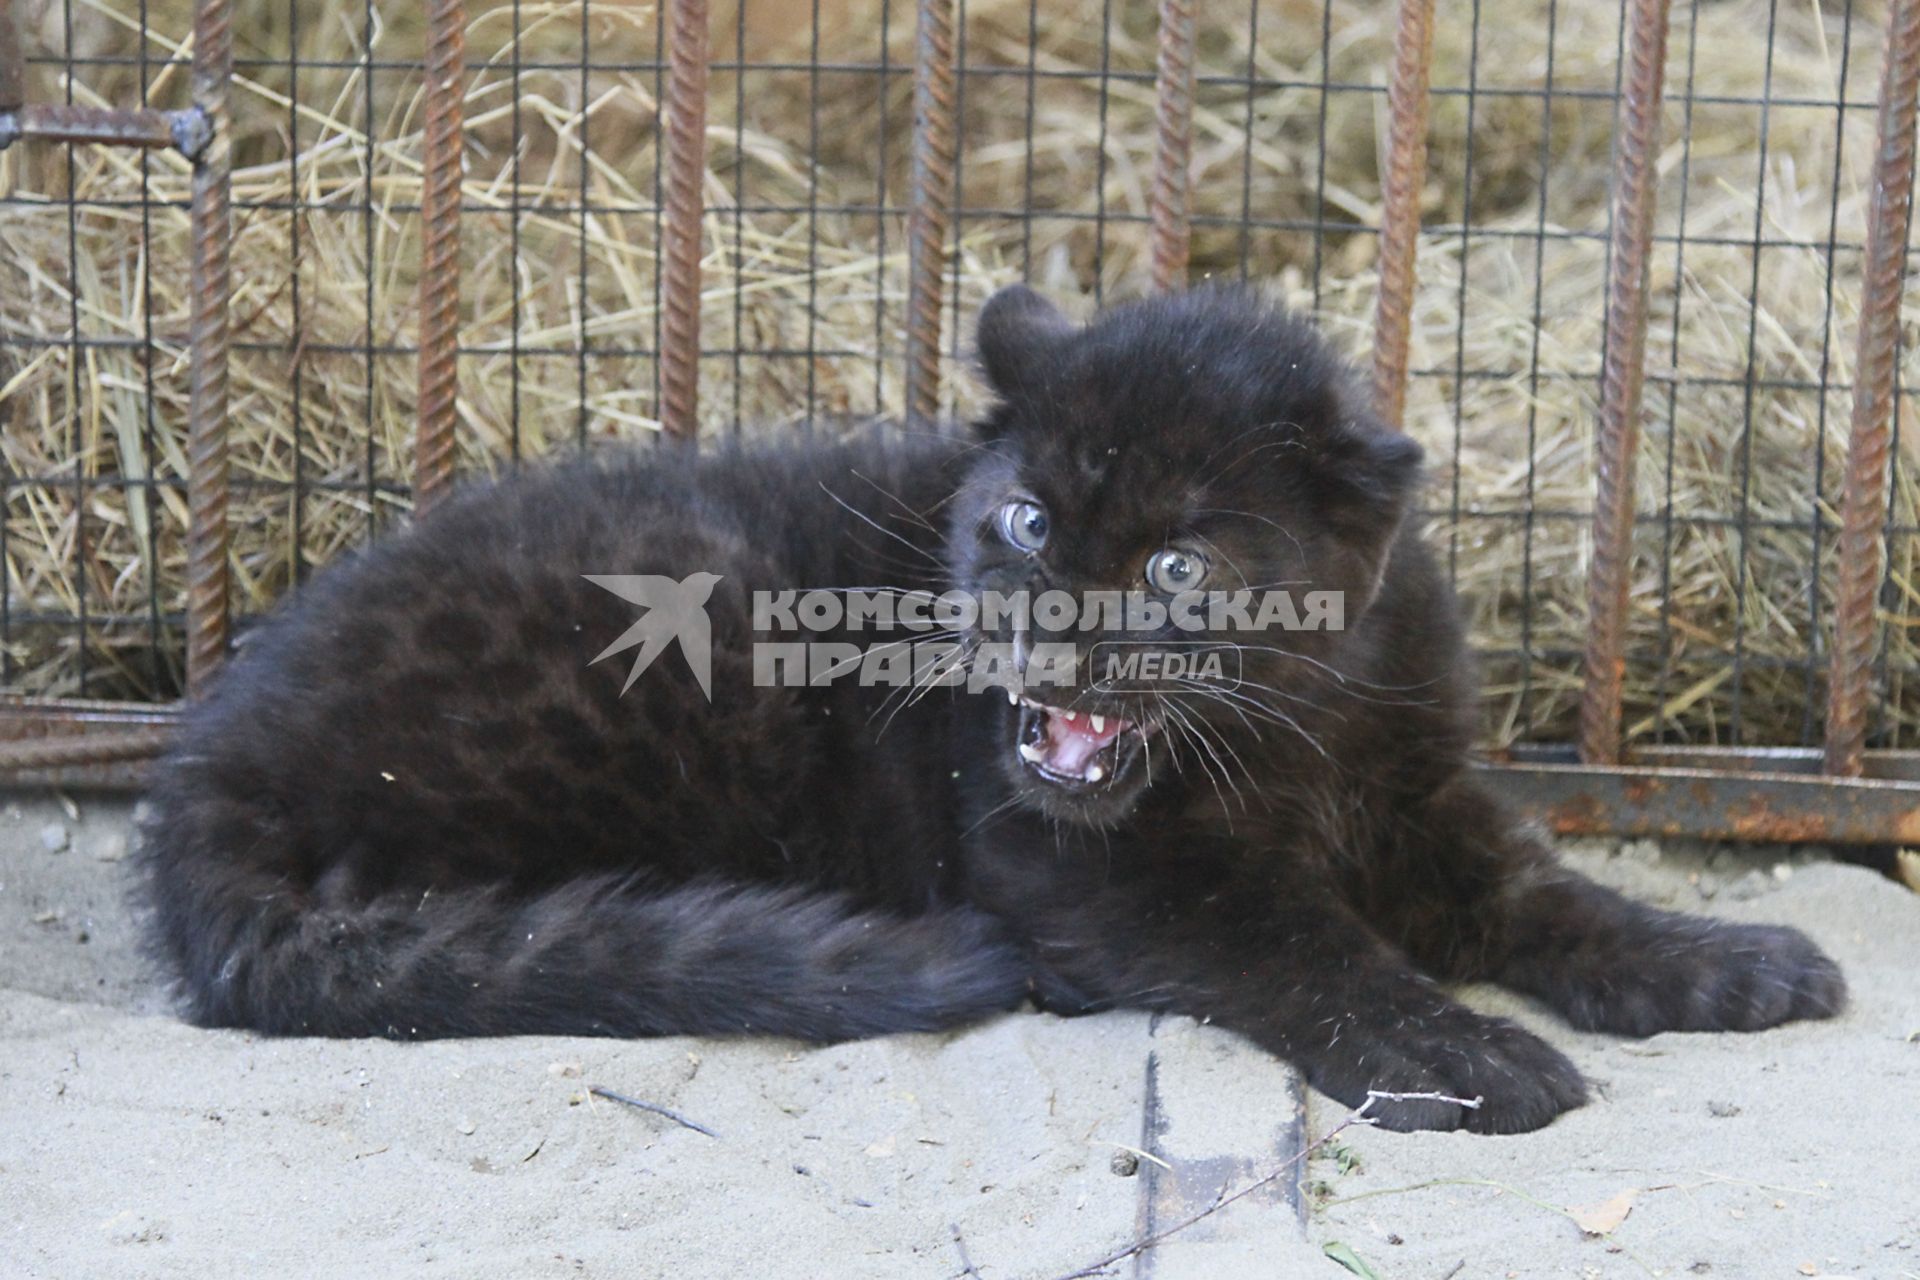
[139,284,1845,1133]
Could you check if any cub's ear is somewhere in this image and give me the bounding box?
[1338,417,1425,511]
[975,285,1077,400]
[1312,413,1425,616]
[1305,398,1424,514]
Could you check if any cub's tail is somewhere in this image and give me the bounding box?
[138,850,1029,1041]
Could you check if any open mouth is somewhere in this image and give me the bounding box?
[1005,689,1159,790]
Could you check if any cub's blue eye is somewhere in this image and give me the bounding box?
[1146,547,1207,594]
[1000,500,1049,553]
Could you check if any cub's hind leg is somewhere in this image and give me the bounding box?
[1385,776,1847,1037]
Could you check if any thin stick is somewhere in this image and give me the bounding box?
[587,1086,721,1139]
[950,1221,984,1280]
[1040,1090,1482,1280]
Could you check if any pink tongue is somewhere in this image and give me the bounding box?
[1040,712,1121,775]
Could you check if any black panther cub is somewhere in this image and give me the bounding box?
[139,284,1844,1133]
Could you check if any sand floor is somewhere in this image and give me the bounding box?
[1,791,1914,1279]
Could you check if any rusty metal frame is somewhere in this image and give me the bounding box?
[0,0,229,785]
[1480,760,1920,845]
[1367,0,1920,842]
[8,0,1920,849]
[0,1,204,156]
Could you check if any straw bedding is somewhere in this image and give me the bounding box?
[1,0,1915,749]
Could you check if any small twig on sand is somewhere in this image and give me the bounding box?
[588,1086,721,1139]
[951,1221,985,1279]
[1039,1089,1483,1280]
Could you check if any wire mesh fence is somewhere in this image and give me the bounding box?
[1,0,1916,772]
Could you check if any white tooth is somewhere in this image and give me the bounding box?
[1086,765,1105,782]
[1019,742,1046,764]
[1061,710,1077,722]
[1091,715,1106,733]
[1007,688,1019,705]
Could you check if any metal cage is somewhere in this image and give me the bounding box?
[2,0,1918,843]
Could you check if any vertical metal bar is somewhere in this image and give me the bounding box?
[0,0,17,688]
[904,0,955,426]
[803,0,820,431]
[1148,0,1194,291]
[413,0,465,510]
[872,0,892,418]
[1577,0,1673,765]
[660,0,709,440]
[1367,0,1435,428]
[1091,0,1112,304]
[184,0,233,692]
[0,0,23,112]
[1826,0,1920,777]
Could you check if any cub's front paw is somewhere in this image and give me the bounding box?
[1554,919,1846,1037]
[1306,1008,1589,1135]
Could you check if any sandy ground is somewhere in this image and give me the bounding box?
[0,792,1318,1279]
[1308,842,1920,1280]
[1,791,1915,1279]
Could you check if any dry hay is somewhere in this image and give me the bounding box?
[2,0,1917,751]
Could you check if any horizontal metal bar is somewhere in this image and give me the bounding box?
[0,696,179,733]
[10,50,1896,111]
[0,729,171,769]
[7,187,1909,259]
[1481,760,1920,845]
[0,699,177,791]
[0,103,211,156]
[0,327,1899,401]
[0,759,154,790]
[1506,742,1920,783]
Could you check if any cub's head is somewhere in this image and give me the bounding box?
[948,283,1424,825]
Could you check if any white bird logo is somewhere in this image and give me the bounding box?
[582,572,724,699]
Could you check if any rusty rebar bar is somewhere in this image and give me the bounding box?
[1826,0,1920,778]
[904,0,956,426]
[184,0,233,693]
[659,0,710,441]
[0,730,170,771]
[1576,0,1675,766]
[1367,0,1435,429]
[412,0,466,512]
[1148,0,1195,291]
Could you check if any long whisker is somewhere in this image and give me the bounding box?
[1191,504,1308,560]
[1163,701,1245,819]
[959,792,1028,841]
[817,482,945,570]
[845,468,941,533]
